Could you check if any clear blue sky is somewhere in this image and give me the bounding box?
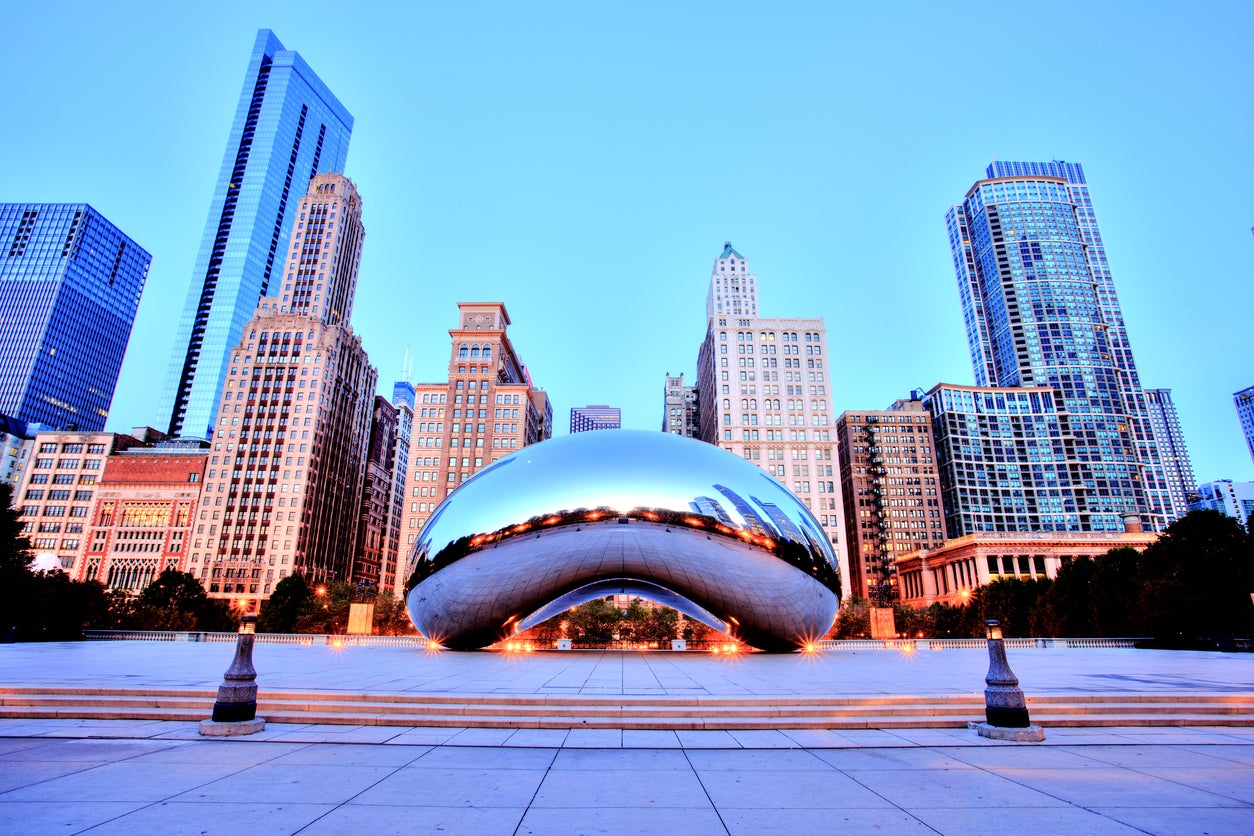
[5,1,1252,483]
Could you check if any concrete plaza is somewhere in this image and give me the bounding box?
[1,642,1252,834]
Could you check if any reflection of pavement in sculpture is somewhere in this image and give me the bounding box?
[404,430,842,651]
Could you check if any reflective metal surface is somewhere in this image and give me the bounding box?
[404,430,842,651]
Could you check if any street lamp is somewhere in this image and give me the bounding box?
[198,612,265,737]
[973,619,1043,742]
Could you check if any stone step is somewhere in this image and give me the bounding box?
[0,688,1250,730]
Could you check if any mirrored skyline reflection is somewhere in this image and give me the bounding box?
[405,429,846,594]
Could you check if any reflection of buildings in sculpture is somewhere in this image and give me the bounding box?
[751,495,804,543]
[689,496,733,526]
[403,430,841,651]
[896,527,1157,608]
[79,442,209,592]
[399,302,552,554]
[713,484,772,536]
[694,243,849,583]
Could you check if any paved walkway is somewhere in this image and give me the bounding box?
[1,641,1251,697]
[2,643,1252,833]
[1,719,1252,834]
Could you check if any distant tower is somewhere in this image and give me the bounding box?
[1143,389,1195,522]
[0,204,150,431]
[162,30,353,439]
[1235,385,1254,465]
[662,373,700,438]
[705,241,758,321]
[947,161,1172,530]
[570,405,621,433]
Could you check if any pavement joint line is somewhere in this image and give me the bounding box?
[680,747,733,835]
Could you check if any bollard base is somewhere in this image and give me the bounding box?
[198,718,266,737]
[969,721,1045,742]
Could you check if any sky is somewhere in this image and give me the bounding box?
[5,1,1252,483]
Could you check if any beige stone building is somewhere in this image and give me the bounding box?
[398,302,552,584]
[191,174,377,607]
[896,527,1157,607]
[694,245,849,585]
[13,430,149,574]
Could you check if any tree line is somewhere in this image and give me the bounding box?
[834,510,1253,647]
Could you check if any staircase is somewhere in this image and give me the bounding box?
[2,687,1251,730]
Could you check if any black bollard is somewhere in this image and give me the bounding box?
[199,614,266,736]
[973,620,1044,741]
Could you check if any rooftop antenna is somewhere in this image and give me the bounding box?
[401,345,412,384]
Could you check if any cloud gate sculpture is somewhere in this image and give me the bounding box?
[404,430,843,651]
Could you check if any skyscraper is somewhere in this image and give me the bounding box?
[694,245,849,586]
[706,241,758,320]
[1143,389,1195,522]
[398,302,552,555]
[162,30,353,439]
[193,174,375,606]
[1235,385,1254,465]
[947,161,1173,530]
[0,204,151,431]
[662,373,700,438]
[570,405,621,433]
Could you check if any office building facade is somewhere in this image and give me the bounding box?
[13,430,149,573]
[1,204,151,431]
[1143,389,1195,522]
[1236,386,1254,465]
[662,373,700,438]
[398,303,552,558]
[836,396,946,602]
[78,444,209,592]
[162,30,352,439]
[190,174,375,608]
[705,241,757,320]
[947,160,1173,529]
[694,245,849,587]
[1188,480,1254,528]
[570,405,621,433]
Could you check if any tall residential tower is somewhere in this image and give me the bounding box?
[946,161,1175,530]
[162,30,352,439]
[1235,386,1254,465]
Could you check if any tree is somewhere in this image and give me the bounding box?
[372,591,417,636]
[132,569,235,631]
[1136,510,1253,645]
[976,577,1050,637]
[257,574,313,633]
[565,598,620,644]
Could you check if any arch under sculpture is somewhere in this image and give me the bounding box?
[404,430,843,651]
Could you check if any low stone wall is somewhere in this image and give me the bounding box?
[83,631,1161,651]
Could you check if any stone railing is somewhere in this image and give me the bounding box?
[83,631,1151,651]
[84,631,427,647]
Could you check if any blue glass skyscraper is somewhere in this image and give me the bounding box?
[0,203,151,431]
[946,161,1174,530]
[161,29,352,439]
